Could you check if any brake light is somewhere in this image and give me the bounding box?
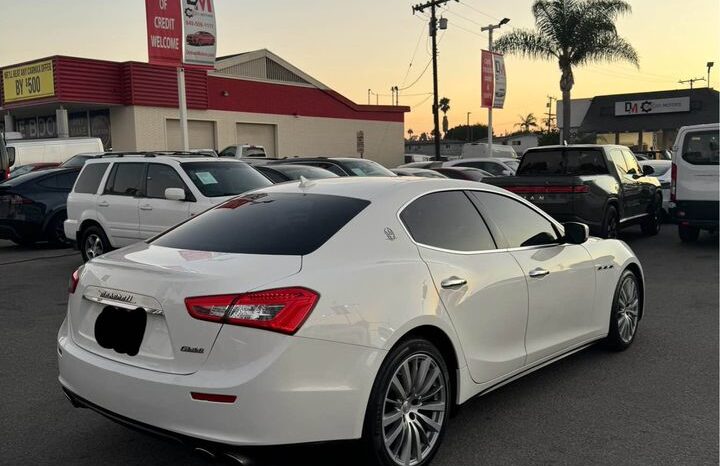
[670,163,677,202]
[185,287,319,335]
[505,185,589,194]
[68,266,83,294]
[190,392,237,403]
[0,194,32,205]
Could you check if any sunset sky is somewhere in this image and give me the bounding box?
[0,0,717,134]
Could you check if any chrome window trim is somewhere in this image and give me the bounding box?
[396,187,566,256]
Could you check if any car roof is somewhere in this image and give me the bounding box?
[279,157,375,163]
[1,167,79,186]
[526,144,620,150]
[83,155,241,166]
[450,157,506,163]
[251,176,509,203]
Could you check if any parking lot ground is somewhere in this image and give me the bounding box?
[1,226,717,466]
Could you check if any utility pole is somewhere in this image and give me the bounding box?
[368,89,372,105]
[545,95,556,133]
[466,112,472,142]
[707,62,714,88]
[679,77,706,89]
[480,18,510,151]
[412,0,457,161]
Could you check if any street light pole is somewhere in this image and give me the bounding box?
[708,62,715,88]
[480,18,509,152]
[466,112,472,142]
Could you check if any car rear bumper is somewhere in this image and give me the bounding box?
[58,316,384,446]
[0,221,40,242]
[671,200,719,228]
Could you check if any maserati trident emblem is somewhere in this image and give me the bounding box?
[384,227,396,241]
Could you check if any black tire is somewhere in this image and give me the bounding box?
[678,224,700,243]
[364,338,451,466]
[46,212,71,247]
[80,225,111,262]
[640,195,662,236]
[605,269,641,351]
[600,205,619,239]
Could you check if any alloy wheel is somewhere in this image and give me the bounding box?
[84,234,104,259]
[616,275,639,343]
[382,353,447,466]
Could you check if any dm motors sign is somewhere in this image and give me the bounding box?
[2,59,55,103]
[615,97,690,116]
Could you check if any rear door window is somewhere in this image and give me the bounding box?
[152,193,370,255]
[400,190,496,252]
[104,163,145,196]
[682,130,719,165]
[74,163,109,194]
[610,150,629,177]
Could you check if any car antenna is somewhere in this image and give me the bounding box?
[298,176,316,189]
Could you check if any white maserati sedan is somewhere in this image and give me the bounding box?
[58,177,644,466]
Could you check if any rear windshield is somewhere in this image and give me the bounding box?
[181,161,271,197]
[341,159,396,177]
[682,130,719,166]
[518,149,608,176]
[151,192,370,255]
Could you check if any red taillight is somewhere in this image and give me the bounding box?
[0,194,32,205]
[670,163,677,202]
[190,392,237,403]
[505,185,589,194]
[185,287,319,335]
[68,267,82,294]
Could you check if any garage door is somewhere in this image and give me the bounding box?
[166,120,216,151]
[236,123,276,157]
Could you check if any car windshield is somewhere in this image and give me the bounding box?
[518,149,608,176]
[152,192,370,255]
[271,165,339,180]
[341,159,396,177]
[60,155,93,168]
[181,161,272,197]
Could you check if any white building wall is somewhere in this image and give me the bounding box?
[111,106,405,167]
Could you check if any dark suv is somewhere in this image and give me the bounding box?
[269,157,396,177]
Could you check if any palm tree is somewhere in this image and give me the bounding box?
[439,97,450,137]
[515,113,539,133]
[494,0,638,142]
[407,128,415,141]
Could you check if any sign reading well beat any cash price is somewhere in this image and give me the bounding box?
[145,0,183,66]
[2,59,55,103]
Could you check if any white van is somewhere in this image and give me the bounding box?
[219,144,267,158]
[461,142,518,159]
[670,123,719,242]
[7,138,103,166]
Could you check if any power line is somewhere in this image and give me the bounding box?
[457,0,500,21]
[411,94,434,109]
[400,23,431,87]
[441,6,486,28]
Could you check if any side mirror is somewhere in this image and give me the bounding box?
[562,222,589,244]
[7,147,15,167]
[642,165,655,175]
[165,187,186,201]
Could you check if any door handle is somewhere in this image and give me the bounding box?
[441,277,467,289]
[97,201,109,207]
[529,268,550,278]
[140,204,153,211]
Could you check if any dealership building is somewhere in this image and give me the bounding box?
[558,88,719,150]
[0,50,408,167]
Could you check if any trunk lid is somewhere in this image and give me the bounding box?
[69,242,302,374]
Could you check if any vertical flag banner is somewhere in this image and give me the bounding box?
[481,50,494,108]
[183,0,217,68]
[492,53,507,109]
[145,0,182,66]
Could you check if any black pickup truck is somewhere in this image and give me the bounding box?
[485,145,662,238]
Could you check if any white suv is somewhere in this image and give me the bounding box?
[64,155,271,261]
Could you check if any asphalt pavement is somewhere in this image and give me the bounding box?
[1,226,717,466]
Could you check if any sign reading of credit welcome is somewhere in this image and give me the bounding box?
[145,0,183,66]
[481,50,506,109]
[615,97,690,116]
[2,59,55,103]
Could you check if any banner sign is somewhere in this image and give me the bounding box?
[614,97,690,116]
[481,50,494,108]
[145,0,183,66]
[492,53,506,109]
[183,0,217,68]
[2,59,55,103]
